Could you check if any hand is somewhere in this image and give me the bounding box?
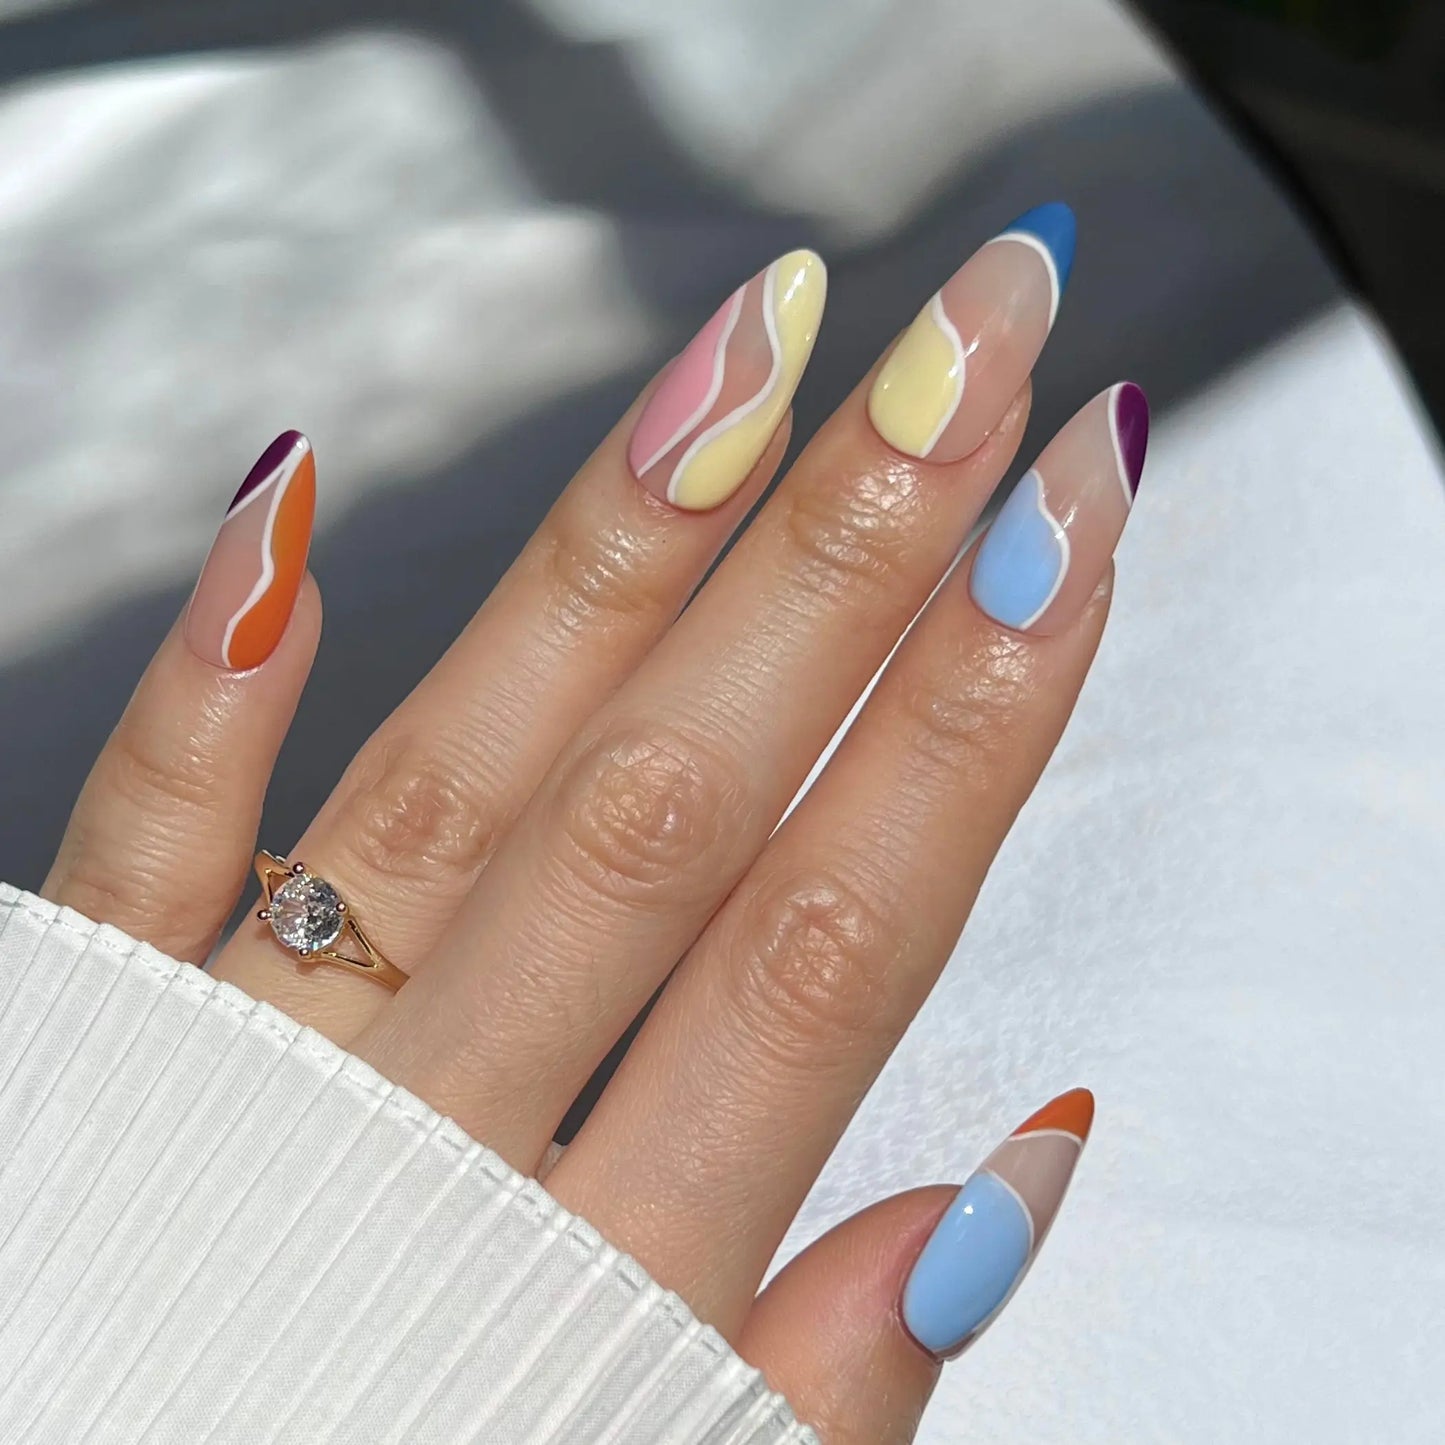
[43,208,1144,1442]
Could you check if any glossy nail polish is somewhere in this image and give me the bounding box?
[185,431,316,671]
[902,1088,1093,1359]
[630,249,826,511]
[869,202,1075,463]
[970,382,1148,633]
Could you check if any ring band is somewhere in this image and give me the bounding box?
[253,851,408,992]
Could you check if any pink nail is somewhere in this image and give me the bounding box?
[629,250,826,512]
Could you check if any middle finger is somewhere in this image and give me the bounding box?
[356,207,1074,1162]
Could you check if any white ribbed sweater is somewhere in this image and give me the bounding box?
[0,885,817,1444]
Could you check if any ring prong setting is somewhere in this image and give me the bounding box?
[261,868,346,955]
[252,849,406,991]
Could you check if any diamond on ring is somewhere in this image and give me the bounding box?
[267,872,345,955]
[253,851,407,991]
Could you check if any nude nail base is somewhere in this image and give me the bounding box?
[184,431,316,671]
[970,383,1148,634]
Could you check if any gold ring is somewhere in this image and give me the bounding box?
[253,851,408,992]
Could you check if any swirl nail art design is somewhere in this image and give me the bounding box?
[902,1088,1094,1359]
[973,469,1071,631]
[971,382,1149,634]
[869,203,1076,464]
[185,431,316,671]
[630,249,826,511]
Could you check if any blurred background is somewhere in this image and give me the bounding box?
[2,1,1444,1441]
[0,0,1353,864]
[1139,0,1445,430]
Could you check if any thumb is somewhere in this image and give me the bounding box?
[738,1088,1094,1443]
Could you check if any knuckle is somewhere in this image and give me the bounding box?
[333,738,495,888]
[540,506,674,633]
[54,854,179,944]
[49,723,233,952]
[53,835,219,962]
[729,863,896,1056]
[779,471,923,600]
[108,717,217,819]
[894,639,1033,777]
[551,721,742,899]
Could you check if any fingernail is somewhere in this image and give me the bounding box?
[629,249,826,511]
[970,382,1148,634]
[902,1087,1094,1359]
[185,431,316,671]
[869,202,1076,463]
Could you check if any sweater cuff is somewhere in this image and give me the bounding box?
[0,885,817,1445]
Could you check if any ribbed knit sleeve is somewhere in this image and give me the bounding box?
[0,885,818,1445]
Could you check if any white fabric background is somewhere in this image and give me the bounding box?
[783,306,1445,1441]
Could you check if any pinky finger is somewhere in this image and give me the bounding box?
[43,432,319,963]
[739,1090,1094,1444]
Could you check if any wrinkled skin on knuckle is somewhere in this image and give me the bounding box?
[108,712,222,818]
[53,838,214,954]
[540,504,675,634]
[332,737,497,889]
[550,722,743,902]
[727,864,898,1066]
[50,815,230,959]
[779,464,930,602]
[49,720,239,949]
[894,631,1041,782]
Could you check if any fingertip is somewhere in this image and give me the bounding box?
[1015,1085,1095,1142]
[739,1188,955,1445]
[297,569,323,630]
[188,432,316,672]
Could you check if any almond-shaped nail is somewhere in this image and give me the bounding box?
[629,249,826,512]
[902,1088,1094,1359]
[869,202,1075,463]
[970,382,1148,634]
[184,431,316,671]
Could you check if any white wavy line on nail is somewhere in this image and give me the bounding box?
[919,289,967,458]
[982,1166,1039,1256]
[222,436,306,522]
[988,230,1062,328]
[1107,381,1135,508]
[1018,469,1071,631]
[636,285,744,477]
[666,258,783,505]
[1008,1127,1085,1148]
[218,443,306,668]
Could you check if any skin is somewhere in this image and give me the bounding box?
[40,260,1119,1442]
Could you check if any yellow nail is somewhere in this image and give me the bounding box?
[868,293,965,459]
[664,249,827,512]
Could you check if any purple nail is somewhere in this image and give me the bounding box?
[1112,382,1149,495]
[228,429,307,513]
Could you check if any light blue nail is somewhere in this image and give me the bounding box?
[970,470,1069,631]
[902,1171,1032,1356]
[999,201,1077,301]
